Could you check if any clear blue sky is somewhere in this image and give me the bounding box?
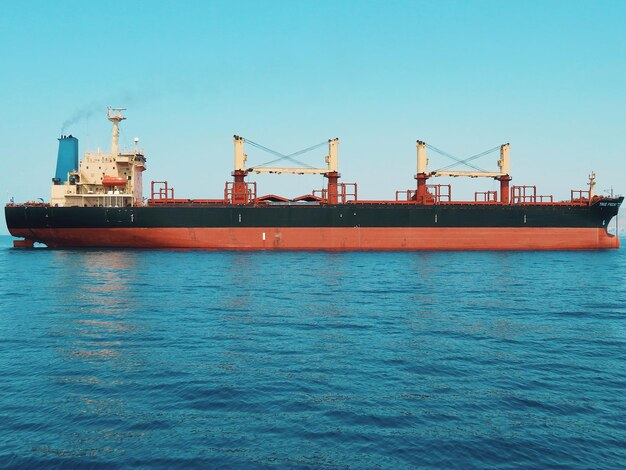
[1,0,625,234]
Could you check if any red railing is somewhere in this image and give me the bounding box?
[426,184,451,203]
[313,183,358,203]
[511,185,536,203]
[312,188,326,200]
[474,191,498,202]
[395,189,416,201]
[340,183,358,202]
[395,185,450,203]
[151,181,174,200]
[511,185,556,204]
[571,190,590,203]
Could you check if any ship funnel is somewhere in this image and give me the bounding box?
[53,135,78,184]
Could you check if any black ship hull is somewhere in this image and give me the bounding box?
[5,199,622,250]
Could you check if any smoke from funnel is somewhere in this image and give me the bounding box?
[60,93,138,133]
[61,101,103,133]
[59,84,195,133]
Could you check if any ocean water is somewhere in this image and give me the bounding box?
[1,235,625,468]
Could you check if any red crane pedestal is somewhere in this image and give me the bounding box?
[325,171,340,204]
[232,170,249,204]
[415,173,430,204]
[497,175,512,204]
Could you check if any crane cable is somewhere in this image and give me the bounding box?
[244,138,327,169]
[428,144,501,173]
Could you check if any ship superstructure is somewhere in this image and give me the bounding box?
[50,108,146,208]
[5,108,622,250]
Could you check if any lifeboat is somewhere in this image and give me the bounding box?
[102,176,127,187]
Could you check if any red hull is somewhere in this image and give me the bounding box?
[10,227,620,250]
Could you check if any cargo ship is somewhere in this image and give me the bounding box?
[5,108,622,250]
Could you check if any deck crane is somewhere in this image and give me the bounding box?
[415,141,511,203]
[232,136,341,203]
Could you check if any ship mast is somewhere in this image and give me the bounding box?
[588,172,596,201]
[107,107,126,157]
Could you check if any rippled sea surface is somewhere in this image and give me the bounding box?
[1,235,625,468]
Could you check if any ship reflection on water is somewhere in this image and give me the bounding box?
[47,250,143,459]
